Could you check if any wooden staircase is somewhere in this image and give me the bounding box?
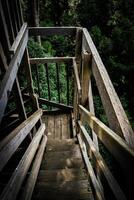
[32,138,93,200]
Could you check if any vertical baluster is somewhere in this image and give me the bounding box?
[66,63,69,105]
[56,63,60,103]
[45,63,51,100]
[35,64,40,97]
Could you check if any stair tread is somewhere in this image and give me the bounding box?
[38,168,87,182]
[47,139,77,152]
[45,146,82,160]
[33,180,93,198]
[40,157,84,170]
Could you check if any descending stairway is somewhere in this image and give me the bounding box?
[32,138,94,200]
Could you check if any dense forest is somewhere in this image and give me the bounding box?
[22,0,134,127]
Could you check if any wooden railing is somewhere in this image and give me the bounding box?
[0,109,47,200]
[73,28,134,200]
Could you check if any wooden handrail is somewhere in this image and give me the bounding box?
[30,57,74,64]
[78,121,127,200]
[0,109,42,172]
[79,105,134,172]
[82,28,134,148]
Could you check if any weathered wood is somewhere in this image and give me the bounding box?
[39,98,73,111]
[73,58,82,98]
[29,27,77,36]
[30,57,73,64]
[75,28,83,60]
[20,135,47,200]
[81,51,92,106]
[0,27,28,124]
[0,124,45,200]
[83,28,134,148]
[79,105,134,172]
[77,133,105,200]
[10,23,27,54]
[78,122,127,200]
[0,109,42,172]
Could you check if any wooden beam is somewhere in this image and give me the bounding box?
[75,28,83,60]
[20,135,47,200]
[79,105,134,173]
[0,109,42,172]
[78,122,127,200]
[10,23,27,54]
[39,98,73,111]
[29,27,77,36]
[30,57,73,64]
[77,133,105,200]
[83,28,134,148]
[0,26,28,124]
[0,124,45,200]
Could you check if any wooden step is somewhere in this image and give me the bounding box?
[45,146,82,160]
[40,157,84,170]
[32,180,93,200]
[37,168,87,182]
[47,139,77,152]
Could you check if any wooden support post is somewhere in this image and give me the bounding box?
[81,51,92,106]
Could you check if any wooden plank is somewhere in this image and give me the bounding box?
[20,135,47,200]
[83,28,134,148]
[39,98,73,111]
[30,57,73,64]
[0,27,28,124]
[73,58,82,98]
[78,122,127,200]
[54,115,61,139]
[47,115,55,139]
[61,114,69,139]
[29,27,77,36]
[79,105,134,172]
[77,133,105,200]
[0,124,45,200]
[0,109,42,172]
[9,23,27,54]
